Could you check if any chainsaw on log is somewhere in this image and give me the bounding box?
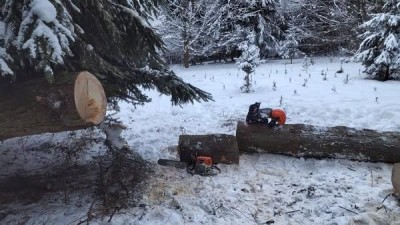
[158,155,221,176]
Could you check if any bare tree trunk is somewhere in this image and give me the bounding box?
[385,65,390,81]
[0,71,107,141]
[183,43,190,68]
[236,121,400,163]
[182,20,190,69]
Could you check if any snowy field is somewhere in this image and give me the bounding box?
[1,57,400,225]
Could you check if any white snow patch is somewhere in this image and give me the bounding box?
[0,58,13,76]
[22,21,63,63]
[30,0,57,23]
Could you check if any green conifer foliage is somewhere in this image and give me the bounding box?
[0,0,212,107]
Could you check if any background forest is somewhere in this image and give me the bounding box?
[156,0,399,81]
[1,0,399,92]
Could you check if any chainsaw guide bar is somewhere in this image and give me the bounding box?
[157,159,187,169]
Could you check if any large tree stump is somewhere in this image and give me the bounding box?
[236,121,400,163]
[178,134,239,164]
[0,71,107,141]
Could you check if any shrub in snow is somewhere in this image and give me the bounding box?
[272,81,277,91]
[344,74,349,84]
[302,55,312,72]
[278,34,301,64]
[336,57,345,73]
[354,0,400,81]
[302,78,307,87]
[236,33,260,93]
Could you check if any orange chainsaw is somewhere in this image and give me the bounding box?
[158,155,221,176]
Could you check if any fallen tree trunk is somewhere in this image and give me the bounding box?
[236,121,400,163]
[0,71,107,141]
[179,134,239,164]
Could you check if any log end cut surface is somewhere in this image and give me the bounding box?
[74,71,107,125]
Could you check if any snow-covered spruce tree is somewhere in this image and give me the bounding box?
[237,33,260,93]
[354,0,400,81]
[0,0,212,107]
[278,30,301,64]
[207,1,246,62]
[156,0,222,67]
[227,0,285,58]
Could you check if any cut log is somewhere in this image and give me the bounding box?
[178,134,239,164]
[0,71,107,141]
[236,121,400,163]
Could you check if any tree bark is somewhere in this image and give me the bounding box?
[178,134,239,164]
[183,43,190,68]
[236,121,400,163]
[0,71,107,141]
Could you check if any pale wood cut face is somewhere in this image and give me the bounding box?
[74,71,107,125]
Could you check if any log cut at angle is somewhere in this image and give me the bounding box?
[0,71,107,141]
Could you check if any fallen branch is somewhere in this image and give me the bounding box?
[339,206,358,214]
[285,210,300,214]
[76,199,97,225]
[108,208,119,222]
[376,205,387,213]
[382,193,393,203]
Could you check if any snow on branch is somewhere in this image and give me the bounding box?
[354,0,400,80]
[0,48,13,76]
[384,34,399,51]
[31,0,57,23]
[112,3,151,29]
[14,0,76,82]
[0,21,13,77]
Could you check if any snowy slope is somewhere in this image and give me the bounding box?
[1,57,399,225]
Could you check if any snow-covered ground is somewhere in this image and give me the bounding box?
[1,57,400,225]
